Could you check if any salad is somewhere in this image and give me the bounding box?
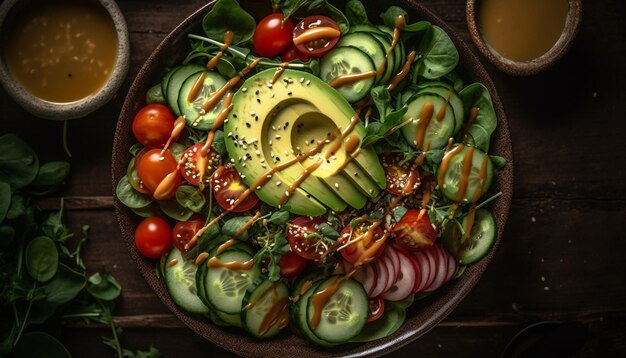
[115,0,507,347]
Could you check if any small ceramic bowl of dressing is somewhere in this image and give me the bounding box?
[467,0,582,76]
[0,0,129,120]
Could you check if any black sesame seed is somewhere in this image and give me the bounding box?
[310,139,315,144]
[255,116,259,121]
[246,122,251,128]
[257,98,261,103]
[233,114,237,118]
[275,157,281,162]
[287,92,292,96]
[326,160,330,164]
[255,90,259,95]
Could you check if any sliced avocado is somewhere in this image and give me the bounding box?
[225,68,385,215]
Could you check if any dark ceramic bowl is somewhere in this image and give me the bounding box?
[112,1,513,356]
[466,0,582,76]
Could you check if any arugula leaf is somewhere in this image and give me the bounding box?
[315,223,339,240]
[393,206,408,222]
[202,0,256,45]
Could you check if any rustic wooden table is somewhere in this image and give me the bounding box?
[2,0,625,356]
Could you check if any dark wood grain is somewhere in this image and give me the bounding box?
[1,0,625,356]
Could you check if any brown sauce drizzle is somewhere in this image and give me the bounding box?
[415,101,434,150]
[387,50,416,92]
[329,70,377,88]
[207,257,254,270]
[216,238,236,255]
[436,91,452,121]
[376,15,406,78]
[279,160,322,206]
[166,258,178,268]
[463,106,479,140]
[187,71,207,103]
[310,276,346,329]
[201,57,262,113]
[344,134,361,154]
[258,297,290,336]
[270,62,289,84]
[194,252,210,266]
[234,211,261,238]
[207,30,234,70]
[160,116,187,156]
[293,26,341,46]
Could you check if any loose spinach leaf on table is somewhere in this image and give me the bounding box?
[0,134,39,189]
[202,0,256,45]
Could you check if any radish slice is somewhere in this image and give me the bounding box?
[380,251,398,295]
[386,245,401,276]
[425,245,449,292]
[423,247,437,291]
[381,251,418,301]
[358,263,377,296]
[443,247,457,282]
[370,258,389,297]
[406,251,422,295]
[414,251,430,292]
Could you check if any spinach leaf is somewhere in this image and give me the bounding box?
[175,185,206,213]
[131,205,158,218]
[11,332,71,358]
[31,161,70,187]
[362,86,409,146]
[222,216,253,240]
[0,225,15,250]
[345,0,370,25]
[0,181,10,223]
[393,206,408,222]
[42,263,85,304]
[316,223,340,240]
[381,6,430,33]
[211,130,227,155]
[279,0,350,33]
[115,176,152,209]
[159,198,194,221]
[25,236,58,282]
[0,134,39,189]
[268,210,290,225]
[459,83,497,152]
[414,25,459,80]
[490,155,507,170]
[87,272,122,301]
[202,0,256,45]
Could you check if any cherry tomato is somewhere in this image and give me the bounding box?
[179,143,221,186]
[211,164,259,212]
[253,13,295,57]
[134,216,172,258]
[132,104,177,149]
[279,250,308,278]
[381,154,420,196]
[367,297,385,323]
[280,43,311,63]
[135,149,181,198]
[171,216,205,253]
[339,222,386,265]
[287,216,331,260]
[392,209,438,251]
[292,16,341,57]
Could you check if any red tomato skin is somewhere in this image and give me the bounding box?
[367,297,385,323]
[287,216,327,260]
[280,43,311,62]
[132,104,176,149]
[134,217,172,258]
[171,216,205,253]
[279,250,308,278]
[392,210,438,251]
[254,14,295,57]
[339,224,386,265]
[211,165,259,212]
[136,149,180,198]
[292,15,341,57]
[179,143,219,186]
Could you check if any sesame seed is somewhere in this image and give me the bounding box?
[300,77,304,83]
[257,186,262,190]
[242,88,247,92]
[255,150,261,155]
[250,111,256,116]
[276,181,282,186]
[334,183,339,188]
[275,134,281,139]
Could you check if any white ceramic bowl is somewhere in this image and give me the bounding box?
[0,0,130,120]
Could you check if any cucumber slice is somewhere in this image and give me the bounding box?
[165,64,205,115]
[242,279,290,338]
[414,82,465,135]
[161,66,179,98]
[163,248,209,315]
[178,70,230,130]
[438,144,494,203]
[216,310,243,328]
[293,281,336,347]
[401,93,456,150]
[204,249,260,314]
[442,208,497,264]
[319,46,375,103]
[305,276,368,343]
[368,32,396,85]
[336,33,386,83]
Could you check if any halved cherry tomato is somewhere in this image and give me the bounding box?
[287,216,330,260]
[279,250,308,278]
[135,149,181,198]
[211,164,259,212]
[292,16,340,57]
[253,13,295,57]
[339,221,386,265]
[381,154,420,196]
[280,43,311,63]
[367,297,385,323]
[132,104,177,149]
[171,216,205,253]
[392,209,438,251]
[179,143,221,186]
[134,216,172,258]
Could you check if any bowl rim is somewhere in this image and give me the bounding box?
[0,0,130,120]
[112,0,514,356]
[466,0,582,76]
